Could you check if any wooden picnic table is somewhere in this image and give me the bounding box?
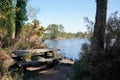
[12,48,61,68]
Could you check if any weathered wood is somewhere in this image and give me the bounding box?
[40,57,62,62]
[17,58,62,68]
[18,60,47,67]
[12,56,26,62]
[32,53,45,56]
[13,48,60,56]
[13,53,47,59]
[12,48,61,68]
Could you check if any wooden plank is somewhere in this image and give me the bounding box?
[18,57,62,67]
[31,52,48,58]
[12,56,26,62]
[18,60,47,67]
[13,48,60,56]
[40,57,62,62]
[31,53,45,57]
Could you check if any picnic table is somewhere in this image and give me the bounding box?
[12,48,62,68]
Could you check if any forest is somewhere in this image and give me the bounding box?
[0,0,120,80]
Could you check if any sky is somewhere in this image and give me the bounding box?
[27,0,120,33]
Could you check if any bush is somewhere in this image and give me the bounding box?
[72,60,95,80]
[0,59,4,79]
[72,43,94,80]
[73,42,120,80]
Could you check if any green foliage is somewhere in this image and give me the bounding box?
[15,0,28,38]
[0,59,4,79]
[72,43,94,80]
[46,24,64,39]
[83,17,94,40]
[0,0,15,48]
[32,19,40,28]
[44,24,90,40]
[105,12,120,48]
[13,20,46,49]
[73,61,94,80]
[75,31,90,39]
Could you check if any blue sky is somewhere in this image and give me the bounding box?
[27,0,120,33]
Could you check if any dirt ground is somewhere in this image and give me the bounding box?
[25,59,74,80]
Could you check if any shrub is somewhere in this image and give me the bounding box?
[72,43,95,80]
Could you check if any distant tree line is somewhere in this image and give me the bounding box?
[43,24,91,40]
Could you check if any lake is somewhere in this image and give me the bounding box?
[44,39,89,60]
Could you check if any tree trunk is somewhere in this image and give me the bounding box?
[92,0,108,52]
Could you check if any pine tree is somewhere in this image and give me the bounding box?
[15,0,28,38]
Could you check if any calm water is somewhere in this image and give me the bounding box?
[44,39,89,60]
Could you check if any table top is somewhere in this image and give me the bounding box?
[13,48,60,56]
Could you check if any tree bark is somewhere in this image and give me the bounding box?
[92,0,108,52]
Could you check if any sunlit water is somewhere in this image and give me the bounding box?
[44,39,89,60]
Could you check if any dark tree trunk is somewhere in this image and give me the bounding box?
[92,0,108,52]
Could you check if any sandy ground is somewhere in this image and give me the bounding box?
[26,59,74,80]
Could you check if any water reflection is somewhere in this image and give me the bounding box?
[44,39,89,60]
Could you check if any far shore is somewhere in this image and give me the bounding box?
[46,37,87,40]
